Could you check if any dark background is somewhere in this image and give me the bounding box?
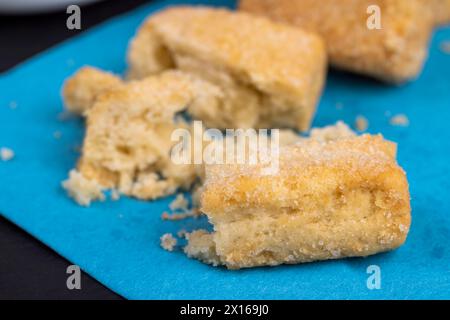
[0,0,153,300]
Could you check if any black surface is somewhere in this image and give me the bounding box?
[0,0,153,300]
[0,0,151,73]
[0,216,123,300]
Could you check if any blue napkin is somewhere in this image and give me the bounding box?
[1,0,450,299]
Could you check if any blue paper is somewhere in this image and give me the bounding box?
[1,0,450,299]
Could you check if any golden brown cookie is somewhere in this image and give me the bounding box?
[185,131,411,269]
[240,0,434,83]
[128,6,327,131]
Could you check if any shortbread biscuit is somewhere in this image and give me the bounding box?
[63,70,220,204]
[185,132,411,269]
[62,66,123,115]
[128,6,326,131]
[240,0,433,83]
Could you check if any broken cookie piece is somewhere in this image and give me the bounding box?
[128,6,326,131]
[185,131,411,269]
[64,70,220,205]
[240,0,434,83]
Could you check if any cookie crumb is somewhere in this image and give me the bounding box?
[0,147,14,161]
[355,115,369,132]
[440,41,450,54]
[390,114,409,127]
[160,233,177,252]
[309,121,356,142]
[62,169,105,206]
[161,193,199,221]
[169,193,189,212]
[161,209,200,221]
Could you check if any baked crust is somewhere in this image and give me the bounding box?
[187,134,411,269]
[128,6,327,131]
[239,0,434,83]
